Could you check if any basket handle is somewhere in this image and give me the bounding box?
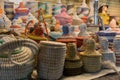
[0,39,39,65]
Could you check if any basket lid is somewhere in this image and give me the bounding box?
[15,2,29,14]
[55,8,73,25]
[40,41,66,46]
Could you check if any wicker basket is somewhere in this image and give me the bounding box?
[38,41,66,80]
[80,38,102,73]
[64,43,83,76]
[97,31,116,42]
[64,59,83,76]
[0,38,39,80]
[113,36,120,66]
[99,37,116,67]
[80,53,102,72]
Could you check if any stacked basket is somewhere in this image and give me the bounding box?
[0,37,39,80]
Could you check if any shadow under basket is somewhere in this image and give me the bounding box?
[63,59,83,76]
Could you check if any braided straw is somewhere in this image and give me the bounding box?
[80,38,102,72]
[64,43,82,76]
[0,38,39,80]
[38,41,66,80]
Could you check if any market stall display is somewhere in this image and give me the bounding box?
[0,0,120,80]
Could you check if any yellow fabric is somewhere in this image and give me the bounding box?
[27,33,48,40]
[98,13,110,25]
[43,14,52,19]
[118,20,120,27]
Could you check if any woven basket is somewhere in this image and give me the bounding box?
[64,59,83,76]
[102,52,116,63]
[99,37,116,66]
[38,41,66,80]
[80,38,102,73]
[113,36,120,66]
[0,39,39,80]
[97,31,116,42]
[64,43,83,76]
[80,53,102,72]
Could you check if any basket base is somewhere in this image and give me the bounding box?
[63,67,83,76]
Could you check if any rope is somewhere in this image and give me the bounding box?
[0,36,39,80]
